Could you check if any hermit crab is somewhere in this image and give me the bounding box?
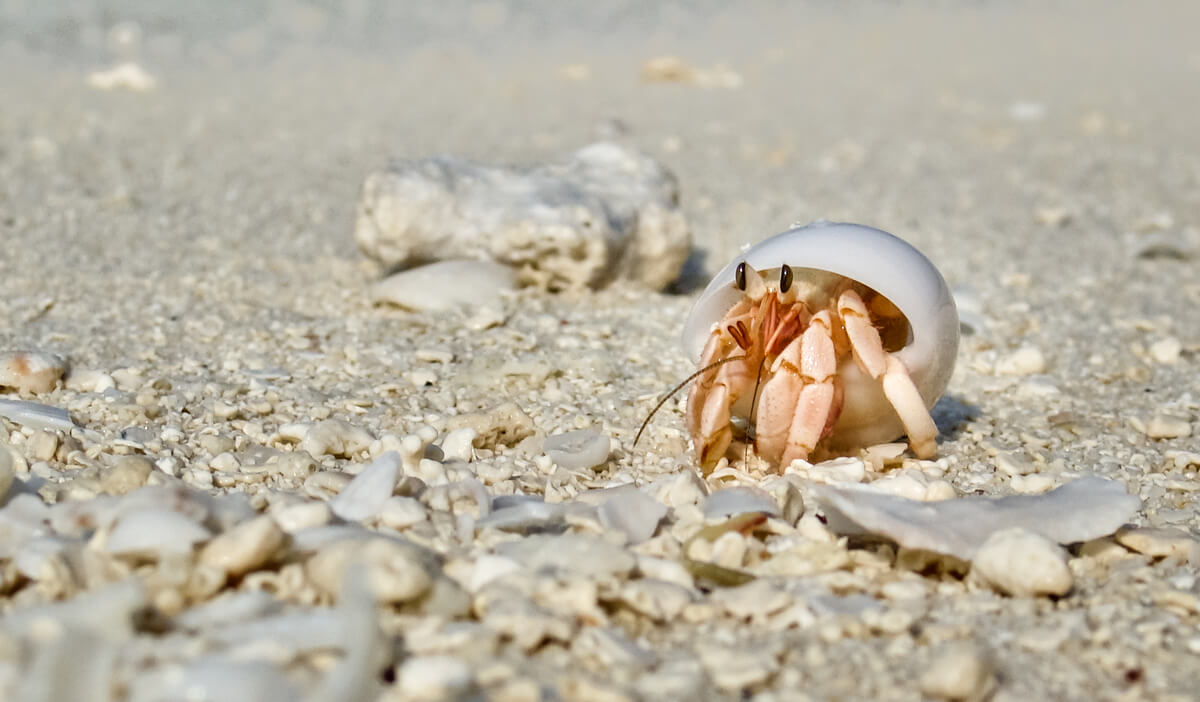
[676,221,958,473]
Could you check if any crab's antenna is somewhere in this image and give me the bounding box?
[634,355,747,447]
[744,355,768,465]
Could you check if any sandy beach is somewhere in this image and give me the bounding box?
[2,2,1200,700]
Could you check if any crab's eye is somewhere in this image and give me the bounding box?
[734,262,747,291]
[779,264,793,293]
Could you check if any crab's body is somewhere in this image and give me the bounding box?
[683,222,958,473]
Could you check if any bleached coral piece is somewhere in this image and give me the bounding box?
[355,142,691,291]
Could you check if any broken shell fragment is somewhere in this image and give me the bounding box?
[702,486,779,519]
[371,260,518,312]
[595,487,668,543]
[328,452,401,523]
[104,508,213,559]
[813,477,1139,561]
[544,429,610,470]
[0,398,75,432]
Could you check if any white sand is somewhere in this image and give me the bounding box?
[2,2,1199,699]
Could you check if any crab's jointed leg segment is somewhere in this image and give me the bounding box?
[686,300,762,472]
[837,290,938,459]
[881,356,938,459]
[755,310,840,469]
[838,289,887,378]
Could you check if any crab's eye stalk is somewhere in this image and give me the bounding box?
[779,264,793,294]
[734,262,747,291]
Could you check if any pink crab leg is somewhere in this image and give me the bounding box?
[755,310,838,469]
[693,380,734,470]
[838,290,887,378]
[881,356,938,459]
[838,290,938,459]
[686,301,761,473]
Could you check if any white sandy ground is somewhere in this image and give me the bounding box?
[2,1,1200,700]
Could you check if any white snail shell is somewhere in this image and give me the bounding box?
[682,220,959,450]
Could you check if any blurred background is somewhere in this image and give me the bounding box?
[2,1,1197,293]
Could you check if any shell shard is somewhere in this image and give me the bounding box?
[813,477,1140,561]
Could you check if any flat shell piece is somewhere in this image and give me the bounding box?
[371,259,517,312]
[104,507,212,558]
[329,451,401,522]
[702,486,779,519]
[813,477,1140,561]
[544,429,610,470]
[475,498,569,533]
[494,533,636,578]
[595,487,668,543]
[0,398,76,432]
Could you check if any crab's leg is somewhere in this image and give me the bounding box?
[755,310,838,469]
[686,332,736,470]
[838,290,938,458]
[686,302,760,473]
[881,356,937,458]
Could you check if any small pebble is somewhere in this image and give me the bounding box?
[378,496,428,530]
[919,643,997,701]
[1167,450,1200,469]
[596,488,667,543]
[300,419,375,458]
[0,351,68,394]
[64,369,116,393]
[87,62,156,91]
[543,429,610,470]
[708,531,748,570]
[616,579,693,622]
[105,508,212,558]
[269,452,319,480]
[199,516,287,577]
[1009,100,1046,122]
[1115,527,1200,563]
[762,478,805,524]
[695,642,779,691]
[28,431,59,462]
[971,528,1072,597]
[414,348,454,363]
[1033,206,1071,227]
[994,450,1035,476]
[306,538,436,604]
[1149,337,1182,364]
[198,434,236,456]
[995,346,1046,375]
[792,456,866,484]
[0,447,14,497]
[440,428,477,462]
[395,656,474,702]
[1133,414,1192,440]
[100,456,154,495]
[272,501,333,533]
[1009,474,1055,494]
[209,452,240,472]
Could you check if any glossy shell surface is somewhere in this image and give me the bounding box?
[682,221,959,450]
